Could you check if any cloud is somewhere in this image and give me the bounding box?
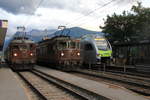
[0,0,143,37]
[0,0,136,15]
[0,0,97,15]
[41,0,101,15]
[0,0,37,14]
[26,8,84,29]
[116,0,139,5]
[0,7,84,36]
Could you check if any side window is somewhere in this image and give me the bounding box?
[30,44,35,50]
[30,44,33,48]
[85,44,93,51]
[48,45,52,50]
[77,42,80,49]
[36,48,40,56]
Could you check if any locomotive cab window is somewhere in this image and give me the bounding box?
[58,42,67,50]
[19,45,27,50]
[85,44,93,51]
[30,44,34,49]
[69,41,76,49]
[95,39,110,50]
[12,45,19,49]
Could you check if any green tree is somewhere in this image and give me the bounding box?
[100,2,150,43]
[132,3,150,40]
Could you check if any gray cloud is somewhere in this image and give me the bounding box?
[0,0,36,14]
[42,0,80,10]
[0,0,102,15]
[116,0,140,5]
[37,0,138,15]
[0,0,137,15]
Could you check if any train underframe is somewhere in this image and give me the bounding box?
[82,57,112,70]
[37,59,82,71]
[10,63,34,71]
[57,60,82,71]
[9,59,35,71]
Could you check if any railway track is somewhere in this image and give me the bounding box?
[93,65,150,78]
[73,69,150,96]
[17,69,115,100]
[31,69,110,100]
[106,69,150,78]
[89,69,150,82]
[104,70,150,81]
[31,66,150,100]
[17,71,87,100]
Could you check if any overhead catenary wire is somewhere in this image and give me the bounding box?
[72,0,120,27]
[69,0,138,29]
[19,0,27,27]
[21,0,45,28]
[65,0,118,27]
[16,0,45,38]
[19,0,138,32]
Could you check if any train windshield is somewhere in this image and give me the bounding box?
[69,42,76,49]
[58,42,67,50]
[19,45,27,50]
[95,39,110,50]
[12,45,19,49]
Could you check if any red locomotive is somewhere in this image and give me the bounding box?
[5,37,36,71]
[36,36,82,71]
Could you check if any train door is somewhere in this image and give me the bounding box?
[82,43,96,64]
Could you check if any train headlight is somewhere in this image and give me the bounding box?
[13,53,18,57]
[61,52,64,56]
[77,52,80,56]
[30,53,33,56]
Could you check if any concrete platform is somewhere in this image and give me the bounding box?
[35,66,149,100]
[0,67,29,100]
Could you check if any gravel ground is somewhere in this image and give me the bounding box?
[14,72,41,100]
[71,72,150,95]
[17,71,82,100]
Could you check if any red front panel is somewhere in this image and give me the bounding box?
[58,49,81,61]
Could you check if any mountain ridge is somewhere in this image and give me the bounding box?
[4,27,103,49]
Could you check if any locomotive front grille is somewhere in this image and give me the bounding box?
[22,53,27,57]
[13,58,35,64]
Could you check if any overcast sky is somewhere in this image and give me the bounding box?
[0,0,149,37]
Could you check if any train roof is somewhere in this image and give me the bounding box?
[81,34,104,39]
[51,35,71,41]
[38,35,80,44]
[81,34,105,43]
[11,37,35,44]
